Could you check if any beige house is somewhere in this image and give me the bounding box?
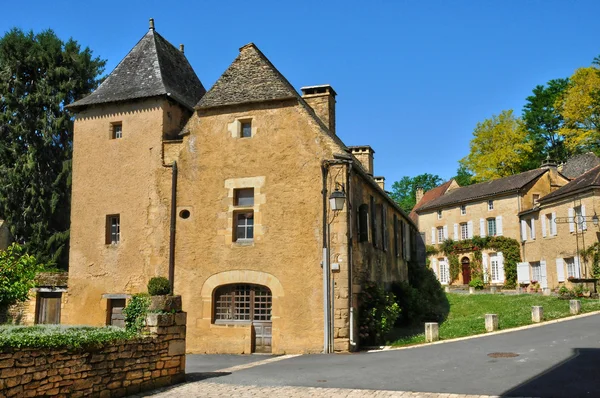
[416,161,569,286]
[61,22,420,354]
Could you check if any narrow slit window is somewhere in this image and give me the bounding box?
[241,121,252,138]
[106,214,120,244]
[112,123,122,139]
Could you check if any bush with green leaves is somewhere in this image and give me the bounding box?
[123,293,150,333]
[0,243,46,311]
[147,277,171,296]
[0,325,134,349]
[469,278,485,290]
[358,282,401,345]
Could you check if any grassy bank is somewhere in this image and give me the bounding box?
[389,293,600,346]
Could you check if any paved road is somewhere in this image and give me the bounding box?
[149,314,600,397]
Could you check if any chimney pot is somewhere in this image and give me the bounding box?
[149,18,155,30]
[179,44,184,53]
[416,187,424,204]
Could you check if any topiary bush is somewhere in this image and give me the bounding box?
[123,293,150,333]
[147,277,171,296]
[358,282,401,346]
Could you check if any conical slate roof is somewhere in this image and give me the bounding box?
[196,43,297,109]
[68,28,205,111]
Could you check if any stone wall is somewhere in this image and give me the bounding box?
[0,300,186,397]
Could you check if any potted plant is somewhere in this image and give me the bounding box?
[147,276,182,312]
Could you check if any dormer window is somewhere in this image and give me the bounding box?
[111,122,122,139]
[241,121,252,138]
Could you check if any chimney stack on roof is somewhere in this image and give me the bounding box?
[416,187,424,204]
[149,18,155,30]
[349,146,375,175]
[301,85,337,135]
[374,176,385,190]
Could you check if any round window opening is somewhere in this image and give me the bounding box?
[179,209,191,219]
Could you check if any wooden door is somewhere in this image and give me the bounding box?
[36,293,62,324]
[253,321,272,353]
[461,257,471,285]
[108,299,126,327]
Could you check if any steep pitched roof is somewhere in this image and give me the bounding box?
[417,168,548,212]
[409,180,454,223]
[559,152,600,179]
[196,43,298,109]
[68,29,206,111]
[540,165,600,203]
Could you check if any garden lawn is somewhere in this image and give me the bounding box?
[389,293,600,346]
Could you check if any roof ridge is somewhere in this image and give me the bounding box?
[150,30,169,96]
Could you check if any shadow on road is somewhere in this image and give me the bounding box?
[185,371,232,383]
[502,348,600,397]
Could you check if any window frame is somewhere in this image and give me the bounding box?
[437,210,442,220]
[213,284,272,324]
[437,227,444,243]
[460,205,467,216]
[105,214,120,244]
[488,200,494,211]
[370,196,377,248]
[487,218,497,237]
[530,261,541,282]
[565,257,577,278]
[234,211,254,242]
[240,120,253,138]
[234,188,255,206]
[358,204,369,242]
[460,222,468,240]
[111,122,122,139]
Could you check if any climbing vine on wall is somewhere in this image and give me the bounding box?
[436,236,521,288]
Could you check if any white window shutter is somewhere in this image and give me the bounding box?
[521,220,527,241]
[541,214,547,237]
[517,262,530,284]
[496,216,503,236]
[551,212,557,235]
[482,252,489,283]
[453,223,458,240]
[568,208,575,232]
[431,227,436,244]
[574,256,581,278]
[531,219,536,240]
[467,220,473,239]
[497,252,505,282]
[540,260,548,289]
[479,218,486,237]
[443,225,448,240]
[431,258,439,278]
[556,258,565,282]
[582,205,587,230]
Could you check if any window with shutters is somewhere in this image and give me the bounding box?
[460,205,467,215]
[490,253,500,282]
[574,206,583,231]
[393,214,399,257]
[437,227,444,243]
[439,258,449,284]
[437,210,442,220]
[382,205,388,252]
[530,261,541,282]
[545,213,553,236]
[214,284,272,323]
[487,218,496,236]
[358,204,369,242]
[565,257,577,278]
[488,200,494,211]
[105,215,120,244]
[370,196,377,248]
[401,220,406,260]
[528,218,535,240]
[460,223,468,240]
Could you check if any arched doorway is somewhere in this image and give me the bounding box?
[213,284,272,353]
[461,257,471,285]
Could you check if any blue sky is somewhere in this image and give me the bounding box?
[2,0,599,184]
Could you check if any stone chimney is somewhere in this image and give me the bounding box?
[541,156,557,171]
[416,187,424,204]
[374,176,385,190]
[349,146,375,175]
[301,85,336,134]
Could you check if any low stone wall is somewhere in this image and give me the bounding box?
[0,298,186,398]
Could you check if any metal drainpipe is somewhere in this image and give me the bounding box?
[321,162,330,353]
[346,162,356,347]
[168,161,178,294]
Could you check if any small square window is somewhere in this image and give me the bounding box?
[111,123,122,139]
[533,194,540,205]
[106,214,120,244]
[437,210,442,220]
[488,200,494,211]
[241,121,252,138]
[460,205,467,215]
[235,211,254,241]
[234,188,254,206]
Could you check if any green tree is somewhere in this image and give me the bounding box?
[461,110,533,181]
[453,164,474,186]
[390,174,443,213]
[522,78,570,164]
[0,29,105,267]
[0,243,45,313]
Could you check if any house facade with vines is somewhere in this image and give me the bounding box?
[416,160,569,288]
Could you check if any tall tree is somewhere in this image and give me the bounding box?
[461,109,533,181]
[0,29,105,268]
[556,63,600,155]
[390,174,443,213]
[453,164,475,186]
[522,78,570,164]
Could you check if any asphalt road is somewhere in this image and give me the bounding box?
[186,314,600,397]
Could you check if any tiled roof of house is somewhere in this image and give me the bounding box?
[68,29,206,111]
[559,153,600,179]
[196,43,298,109]
[409,180,454,223]
[540,165,600,203]
[417,168,548,212]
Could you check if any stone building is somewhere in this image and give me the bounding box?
[61,22,419,354]
[416,161,569,286]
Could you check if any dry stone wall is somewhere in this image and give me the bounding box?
[0,299,186,398]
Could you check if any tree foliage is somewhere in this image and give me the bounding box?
[0,28,105,267]
[461,110,533,181]
[522,78,570,164]
[390,174,443,213]
[0,243,45,309]
[453,164,474,186]
[556,64,600,155]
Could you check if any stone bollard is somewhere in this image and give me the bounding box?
[543,288,551,296]
[425,322,439,342]
[490,286,497,294]
[469,287,475,294]
[532,306,543,323]
[444,286,450,293]
[570,300,581,315]
[485,314,498,332]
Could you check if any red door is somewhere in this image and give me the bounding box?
[461,258,471,285]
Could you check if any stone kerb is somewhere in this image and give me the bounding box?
[0,295,187,397]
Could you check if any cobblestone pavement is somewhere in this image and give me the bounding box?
[137,381,531,397]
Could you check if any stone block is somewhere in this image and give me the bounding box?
[485,314,498,332]
[570,300,581,315]
[149,295,182,312]
[0,359,15,369]
[532,306,543,323]
[469,287,475,295]
[146,313,174,327]
[444,286,450,293]
[168,340,186,356]
[174,312,187,326]
[425,322,439,342]
[490,287,497,294]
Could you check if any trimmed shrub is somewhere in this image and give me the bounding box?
[147,277,171,296]
[469,277,485,290]
[123,293,150,332]
[0,325,133,349]
[358,282,401,346]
